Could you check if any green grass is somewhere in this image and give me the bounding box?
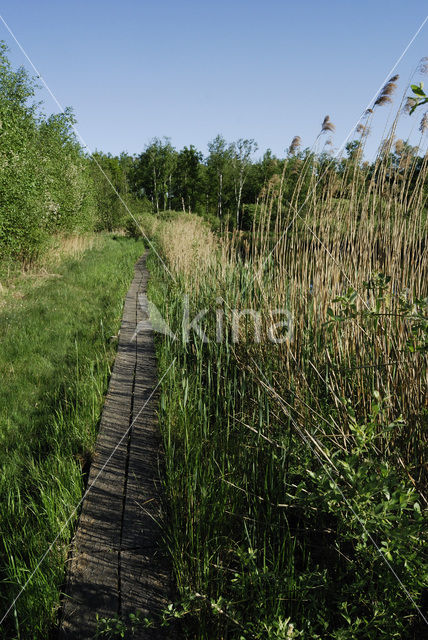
[0,234,144,639]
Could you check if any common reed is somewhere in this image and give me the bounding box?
[288,135,301,155]
[374,75,399,107]
[320,114,335,133]
[149,83,427,638]
[155,212,218,288]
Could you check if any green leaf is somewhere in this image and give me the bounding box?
[411,83,426,97]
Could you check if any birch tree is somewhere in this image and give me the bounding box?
[207,135,230,218]
[229,138,258,227]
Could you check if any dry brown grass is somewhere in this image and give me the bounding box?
[41,233,99,265]
[156,213,218,288]
[0,233,100,307]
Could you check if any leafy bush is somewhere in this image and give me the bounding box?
[0,42,96,264]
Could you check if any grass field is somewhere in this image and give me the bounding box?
[0,234,144,638]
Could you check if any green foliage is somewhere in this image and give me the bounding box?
[0,42,97,263]
[129,135,275,225]
[148,252,427,639]
[206,134,231,217]
[408,82,428,113]
[131,137,176,213]
[241,203,259,230]
[325,275,428,354]
[95,610,153,638]
[229,138,258,226]
[89,151,133,230]
[0,236,144,638]
[123,199,155,237]
[174,145,203,213]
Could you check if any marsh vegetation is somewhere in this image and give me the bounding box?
[0,42,426,638]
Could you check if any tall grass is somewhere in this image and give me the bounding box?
[0,235,144,638]
[148,102,427,638]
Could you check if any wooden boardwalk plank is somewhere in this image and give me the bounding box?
[59,253,172,639]
[120,267,171,636]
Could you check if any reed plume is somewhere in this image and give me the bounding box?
[321,115,335,133]
[403,96,417,114]
[374,75,399,107]
[419,111,428,134]
[418,56,428,74]
[356,123,370,137]
[394,138,404,154]
[288,135,301,155]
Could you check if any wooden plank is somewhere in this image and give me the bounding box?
[119,264,173,636]
[59,253,172,639]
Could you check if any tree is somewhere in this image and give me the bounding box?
[345,140,362,162]
[0,42,95,260]
[206,134,230,218]
[89,151,129,230]
[174,145,202,213]
[229,138,258,227]
[246,149,279,203]
[132,137,176,213]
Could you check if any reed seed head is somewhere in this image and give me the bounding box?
[394,138,404,154]
[375,95,392,107]
[321,115,335,133]
[288,136,301,155]
[374,76,399,107]
[418,57,428,74]
[419,111,428,134]
[356,123,370,137]
[403,96,417,114]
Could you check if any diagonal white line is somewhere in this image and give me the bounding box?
[0,13,176,283]
[239,13,428,306]
[250,359,428,626]
[0,358,176,628]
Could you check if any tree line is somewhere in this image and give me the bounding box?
[91,132,427,230]
[0,41,426,264]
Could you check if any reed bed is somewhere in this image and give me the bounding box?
[148,101,427,639]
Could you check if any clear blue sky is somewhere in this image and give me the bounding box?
[0,1,427,160]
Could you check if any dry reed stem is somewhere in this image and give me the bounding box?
[156,213,219,289]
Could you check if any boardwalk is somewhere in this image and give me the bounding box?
[60,253,172,639]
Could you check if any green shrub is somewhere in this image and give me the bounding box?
[0,42,96,264]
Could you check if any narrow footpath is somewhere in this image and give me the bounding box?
[60,252,172,639]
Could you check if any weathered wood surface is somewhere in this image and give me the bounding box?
[59,253,172,639]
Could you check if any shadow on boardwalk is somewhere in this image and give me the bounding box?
[59,253,174,639]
